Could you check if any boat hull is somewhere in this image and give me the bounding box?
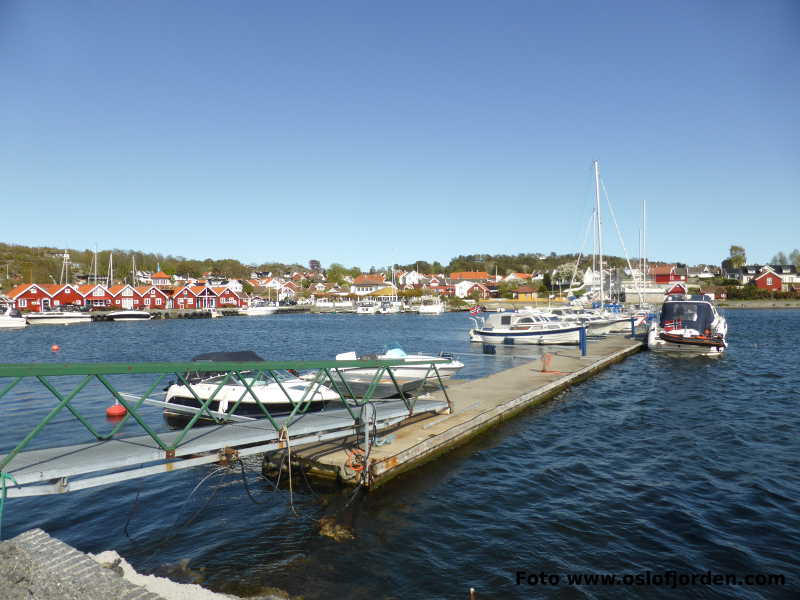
[107,311,152,321]
[647,329,726,357]
[0,318,27,329]
[477,326,582,345]
[240,306,278,316]
[26,314,92,325]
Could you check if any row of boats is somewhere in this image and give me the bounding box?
[0,304,158,328]
[468,294,729,357]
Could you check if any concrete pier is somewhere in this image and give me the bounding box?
[281,335,643,489]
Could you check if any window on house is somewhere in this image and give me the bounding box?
[18,299,27,307]
[767,277,773,285]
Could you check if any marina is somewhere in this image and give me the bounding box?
[0,302,798,599]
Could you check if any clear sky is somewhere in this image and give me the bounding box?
[1,1,797,269]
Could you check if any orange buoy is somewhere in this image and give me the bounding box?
[106,403,127,417]
[51,344,60,352]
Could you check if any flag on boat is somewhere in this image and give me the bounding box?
[469,305,480,316]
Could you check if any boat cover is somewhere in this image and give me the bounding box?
[659,302,714,332]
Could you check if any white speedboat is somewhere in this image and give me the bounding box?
[240,299,278,316]
[333,347,464,380]
[164,351,340,421]
[647,294,727,357]
[0,304,27,329]
[356,301,379,314]
[26,306,92,325]
[417,299,445,314]
[376,301,402,314]
[472,311,583,345]
[106,310,152,321]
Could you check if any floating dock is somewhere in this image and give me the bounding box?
[284,335,643,489]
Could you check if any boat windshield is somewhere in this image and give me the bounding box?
[659,302,714,331]
[202,370,296,385]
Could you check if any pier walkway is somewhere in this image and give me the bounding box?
[289,335,644,488]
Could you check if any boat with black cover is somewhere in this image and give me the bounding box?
[647,294,727,356]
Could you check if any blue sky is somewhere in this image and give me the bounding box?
[1,1,797,269]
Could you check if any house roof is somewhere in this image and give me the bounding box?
[754,268,781,281]
[651,266,675,275]
[135,285,167,296]
[515,285,536,293]
[354,274,385,285]
[151,271,171,279]
[6,283,40,298]
[450,271,489,280]
[211,286,240,296]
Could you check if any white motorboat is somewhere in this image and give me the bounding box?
[416,298,445,314]
[26,306,92,325]
[356,301,379,314]
[472,311,583,345]
[647,294,727,357]
[163,351,340,421]
[106,310,152,321]
[240,299,278,316]
[333,347,464,380]
[0,304,27,329]
[376,301,402,314]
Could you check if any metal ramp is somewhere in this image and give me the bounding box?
[1,399,448,497]
[0,358,453,498]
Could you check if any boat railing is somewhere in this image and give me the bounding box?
[0,358,452,488]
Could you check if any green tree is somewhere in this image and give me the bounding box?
[728,245,746,269]
[790,249,800,269]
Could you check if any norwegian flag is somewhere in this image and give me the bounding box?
[469,305,480,316]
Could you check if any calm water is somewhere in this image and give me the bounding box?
[1,310,798,599]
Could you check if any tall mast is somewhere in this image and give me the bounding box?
[107,252,113,287]
[642,196,647,285]
[594,160,604,303]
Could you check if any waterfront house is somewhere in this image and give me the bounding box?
[450,271,490,282]
[78,284,115,309]
[212,286,246,307]
[753,267,782,291]
[7,284,54,312]
[108,285,145,310]
[135,286,169,309]
[652,266,686,284]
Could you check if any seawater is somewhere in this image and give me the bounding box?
[1,310,798,599]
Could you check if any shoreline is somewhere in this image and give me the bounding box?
[717,300,800,309]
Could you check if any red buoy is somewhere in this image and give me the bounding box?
[106,403,127,417]
[51,344,60,352]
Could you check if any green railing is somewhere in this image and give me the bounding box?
[0,358,452,474]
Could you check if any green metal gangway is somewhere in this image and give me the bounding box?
[0,358,451,499]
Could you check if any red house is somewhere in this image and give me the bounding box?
[78,284,114,309]
[753,267,782,291]
[151,271,172,286]
[135,286,169,309]
[7,284,52,312]
[212,286,245,307]
[172,285,199,309]
[666,282,688,295]
[108,285,145,310]
[652,266,686,284]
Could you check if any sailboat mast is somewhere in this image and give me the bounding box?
[642,196,647,285]
[594,160,604,304]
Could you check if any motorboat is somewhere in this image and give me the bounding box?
[0,304,27,329]
[163,351,341,421]
[647,294,727,356]
[356,301,379,314]
[471,311,583,345]
[376,301,402,314]
[333,347,464,380]
[26,305,92,325]
[106,309,152,321]
[240,299,278,316]
[417,298,445,314]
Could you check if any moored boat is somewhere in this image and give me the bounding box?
[163,351,340,421]
[0,304,27,329]
[472,311,583,345]
[333,347,464,380]
[26,306,92,325]
[646,294,727,356]
[106,309,152,321]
